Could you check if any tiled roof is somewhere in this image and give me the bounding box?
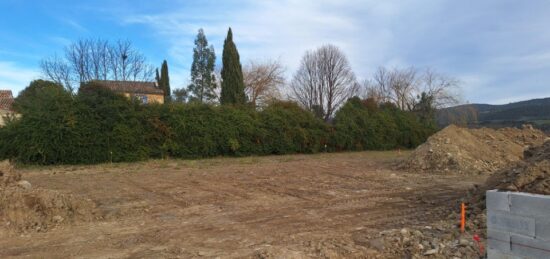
[91,80,164,95]
[0,90,14,111]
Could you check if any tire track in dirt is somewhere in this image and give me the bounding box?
[3,151,486,258]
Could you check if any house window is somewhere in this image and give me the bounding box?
[134,94,148,104]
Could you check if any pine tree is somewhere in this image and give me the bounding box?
[187,29,217,103]
[158,60,170,102]
[220,28,246,105]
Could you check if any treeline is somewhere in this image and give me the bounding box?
[0,80,436,165]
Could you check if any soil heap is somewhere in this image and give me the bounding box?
[0,161,99,233]
[374,136,550,258]
[485,139,550,195]
[402,124,547,174]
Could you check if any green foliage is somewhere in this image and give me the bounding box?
[332,96,435,151]
[76,82,149,163]
[259,101,329,154]
[187,29,217,103]
[0,82,436,165]
[157,60,171,102]
[220,28,246,105]
[13,79,65,113]
[172,88,189,103]
[413,92,436,129]
[0,81,148,165]
[1,83,78,164]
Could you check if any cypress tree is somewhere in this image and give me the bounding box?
[220,28,246,105]
[155,68,160,85]
[187,29,217,103]
[159,60,170,102]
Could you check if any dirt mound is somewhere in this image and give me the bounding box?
[0,161,99,233]
[402,124,547,174]
[377,139,550,258]
[485,140,550,195]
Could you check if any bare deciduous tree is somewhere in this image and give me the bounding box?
[40,55,73,92]
[290,44,359,121]
[368,67,418,110]
[365,66,461,110]
[243,59,285,108]
[420,68,461,109]
[41,38,154,92]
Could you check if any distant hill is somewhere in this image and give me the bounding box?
[437,97,550,132]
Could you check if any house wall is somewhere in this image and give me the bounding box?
[0,110,18,127]
[146,94,164,104]
[122,93,164,104]
[0,110,7,126]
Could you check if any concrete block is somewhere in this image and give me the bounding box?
[487,190,511,212]
[510,192,550,217]
[535,216,550,241]
[511,234,550,259]
[487,229,511,252]
[487,210,535,237]
[487,248,521,259]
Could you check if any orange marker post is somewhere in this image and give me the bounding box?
[460,202,466,233]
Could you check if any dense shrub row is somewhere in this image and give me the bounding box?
[0,81,436,165]
[331,97,436,151]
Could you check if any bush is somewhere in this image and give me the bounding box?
[0,82,149,164]
[12,80,66,114]
[152,104,262,158]
[75,82,149,163]
[332,97,435,151]
[0,82,437,165]
[0,84,78,164]
[259,101,329,154]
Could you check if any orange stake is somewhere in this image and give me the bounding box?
[460,202,466,233]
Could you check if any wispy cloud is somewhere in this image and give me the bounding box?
[0,62,41,95]
[120,0,550,104]
[48,36,72,47]
[2,0,549,103]
[58,17,89,33]
[121,1,412,88]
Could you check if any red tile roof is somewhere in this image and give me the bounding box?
[0,90,14,111]
[91,80,164,95]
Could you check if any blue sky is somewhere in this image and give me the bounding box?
[1,0,549,104]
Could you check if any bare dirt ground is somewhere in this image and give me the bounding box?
[0,151,486,258]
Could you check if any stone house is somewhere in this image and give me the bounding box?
[0,90,15,126]
[91,80,165,104]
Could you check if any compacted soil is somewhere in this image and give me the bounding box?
[0,151,486,258]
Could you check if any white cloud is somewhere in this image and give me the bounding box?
[118,0,550,104]
[121,0,415,89]
[0,62,41,95]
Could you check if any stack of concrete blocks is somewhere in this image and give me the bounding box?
[487,190,550,258]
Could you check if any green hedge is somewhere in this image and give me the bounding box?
[331,97,436,151]
[0,81,436,165]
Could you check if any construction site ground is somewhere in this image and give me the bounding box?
[0,151,487,258]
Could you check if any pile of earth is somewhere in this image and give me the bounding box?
[402,124,547,174]
[0,161,99,234]
[484,140,550,195]
[374,137,550,258]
